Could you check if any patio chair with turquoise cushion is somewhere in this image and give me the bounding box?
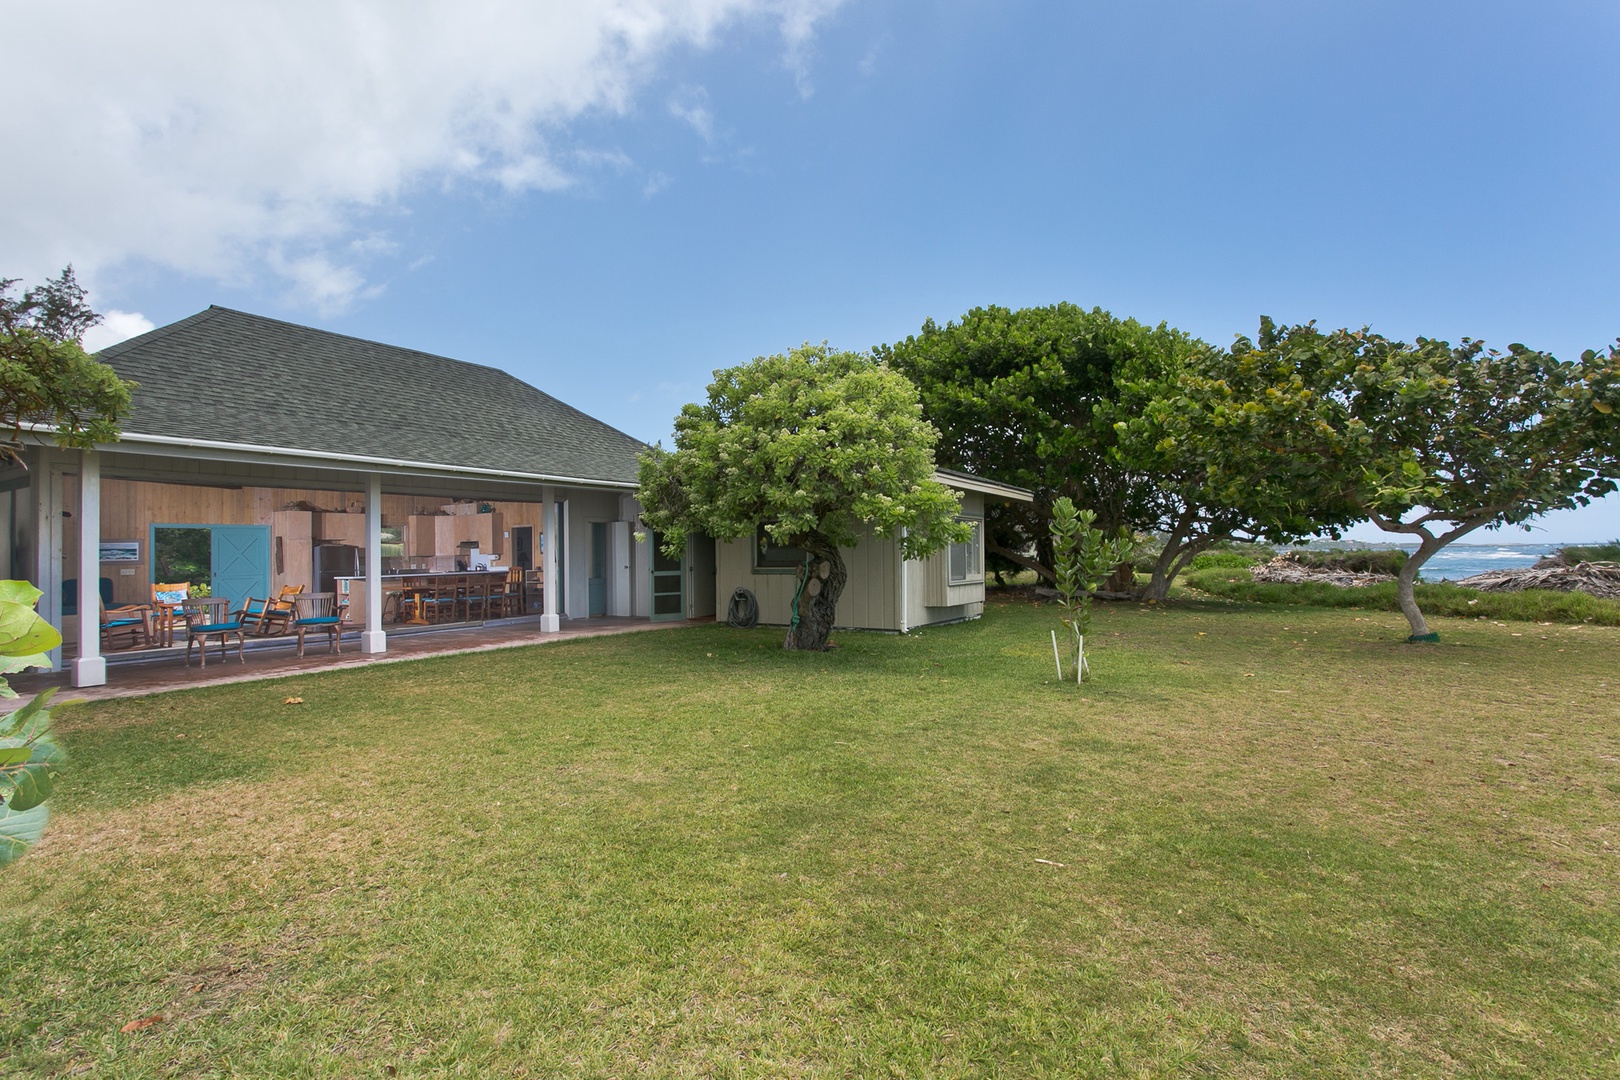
[180,596,247,667]
[99,600,152,651]
[292,592,347,657]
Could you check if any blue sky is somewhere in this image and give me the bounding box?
[11,1,1620,542]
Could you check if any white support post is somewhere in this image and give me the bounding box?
[360,472,386,654]
[70,450,106,687]
[35,449,63,672]
[539,487,560,632]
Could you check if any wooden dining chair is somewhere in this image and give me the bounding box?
[292,592,347,657]
[151,581,191,647]
[180,596,246,667]
[459,574,489,621]
[505,566,526,615]
[427,576,461,623]
[241,584,304,635]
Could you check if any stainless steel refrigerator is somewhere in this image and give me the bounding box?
[312,543,362,596]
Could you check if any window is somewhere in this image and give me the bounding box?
[948,520,982,583]
[753,524,808,572]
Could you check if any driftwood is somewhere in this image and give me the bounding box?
[1250,555,1394,589]
[1456,561,1620,600]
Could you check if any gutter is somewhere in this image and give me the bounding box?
[18,424,640,491]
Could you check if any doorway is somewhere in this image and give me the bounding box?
[512,526,534,571]
[650,530,684,622]
[588,522,607,617]
[150,524,270,610]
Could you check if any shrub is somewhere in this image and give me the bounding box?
[1282,548,1408,575]
[1181,567,1620,626]
[1554,540,1620,564]
[1188,551,1262,571]
[1133,540,1274,574]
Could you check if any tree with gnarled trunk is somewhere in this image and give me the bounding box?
[637,344,967,651]
[1157,319,1620,640]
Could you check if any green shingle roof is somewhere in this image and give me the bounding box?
[96,306,646,485]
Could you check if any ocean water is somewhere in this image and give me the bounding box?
[1415,544,1562,581]
[1307,543,1562,581]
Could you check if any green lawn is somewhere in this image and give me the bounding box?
[2,598,1616,1077]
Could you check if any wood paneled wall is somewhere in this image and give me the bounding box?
[65,478,548,606]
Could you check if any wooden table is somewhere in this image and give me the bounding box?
[338,572,514,626]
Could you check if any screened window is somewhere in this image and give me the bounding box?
[753,524,808,572]
[948,520,983,583]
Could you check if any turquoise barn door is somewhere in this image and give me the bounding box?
[209,526,270,611]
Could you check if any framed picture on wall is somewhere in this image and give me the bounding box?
[99,541,140,563]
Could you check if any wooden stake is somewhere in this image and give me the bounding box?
[1051,630,1063,680]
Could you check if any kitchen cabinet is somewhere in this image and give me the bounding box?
[314,511,367,546]
[406,512,505,560]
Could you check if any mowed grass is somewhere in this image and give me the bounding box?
[2,599,1617,1077]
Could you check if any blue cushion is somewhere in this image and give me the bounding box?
[155,589,188,604]
[191,622,242,633]
[105,618,144,629]
[296,616,342,626]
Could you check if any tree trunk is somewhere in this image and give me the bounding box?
[1137,504,1205,601]
[1140,534,1217,601]
[1396,537,1443,640]
[783,532,847,651]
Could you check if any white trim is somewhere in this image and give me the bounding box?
[947,518,985,585]
[16,423,639,491]
[933,470,1034,503]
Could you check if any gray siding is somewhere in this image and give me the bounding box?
[715,525,901,632]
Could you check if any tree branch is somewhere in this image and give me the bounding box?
[989,541,1053,583]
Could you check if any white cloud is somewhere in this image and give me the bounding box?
[669,89,718,144]
[643,171,674,197]
[2,0,844,312]
[83,310,157,354]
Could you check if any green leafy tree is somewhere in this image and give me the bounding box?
[638,344,967,651]
[0,581,66,866]
[1110,341,1318,599]
[1158,319,1620,639]
[0,266,134,463]
[878,304,1275,597]
[1049,498,1135,682]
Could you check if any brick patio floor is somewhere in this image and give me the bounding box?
[7,616,704,706]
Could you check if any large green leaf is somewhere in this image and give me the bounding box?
[0,688,55,740]
[0,802,48,865]
[0,746,29,768]
[3,762,53,812]
[0,599,60,659]
[0,582,42,607]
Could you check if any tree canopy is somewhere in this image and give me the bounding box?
[877,303,1281,596]
[0,267,133,463]
[1156,318,1620,638]
[638,344,965,650]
